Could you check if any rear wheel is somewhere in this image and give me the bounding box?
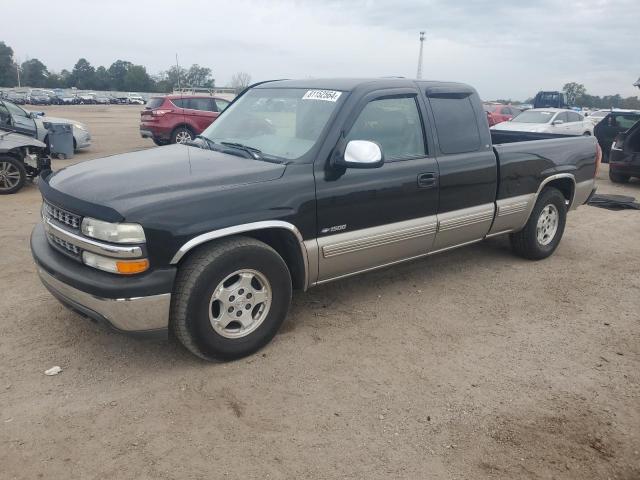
[609,170,630,183]
[170,126,194,144]
[171,237,292,361]
[510,187,567,260]
[0,156,26,194]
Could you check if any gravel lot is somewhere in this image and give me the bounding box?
[1,105,639,479]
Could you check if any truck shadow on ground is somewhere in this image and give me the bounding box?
[53,235,518,366]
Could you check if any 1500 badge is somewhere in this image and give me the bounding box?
[321,224,347,234]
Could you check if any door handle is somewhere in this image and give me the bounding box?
[417,172,437,188]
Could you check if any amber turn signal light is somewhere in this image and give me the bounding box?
[116,259,150,275]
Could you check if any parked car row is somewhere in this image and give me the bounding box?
[0,89,148,106]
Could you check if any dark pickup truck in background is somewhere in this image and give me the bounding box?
[31,78,599,360]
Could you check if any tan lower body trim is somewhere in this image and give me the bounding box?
[488,193,536,235]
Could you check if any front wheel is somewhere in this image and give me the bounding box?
[171,237,292,361]
[510,187,567,260]
[0,156,27,194]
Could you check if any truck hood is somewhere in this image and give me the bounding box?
[44,144,286,221]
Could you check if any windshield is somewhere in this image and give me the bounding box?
[200,87,342,160]
[512,110,555,124]
[483,104,499,112]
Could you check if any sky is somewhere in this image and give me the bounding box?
[2,0,639,100]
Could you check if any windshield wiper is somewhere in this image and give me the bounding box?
[194,135,216,150]
[220,141,264,160]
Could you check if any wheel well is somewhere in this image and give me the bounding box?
[244,229,306,290]
[172,124,194,134]
[177,228,307,291]
[545,178,574,205]
[4,149,24,161]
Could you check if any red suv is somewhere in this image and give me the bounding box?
[483,103,521,126]
[140,95,231,145]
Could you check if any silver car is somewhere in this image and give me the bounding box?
[0,99,91,151]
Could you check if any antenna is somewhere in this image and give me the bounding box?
[416,31,425,80]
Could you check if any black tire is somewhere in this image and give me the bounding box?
[510,187,567,260]
[582,131,591,136]
[609,169,630,183]
[170,126,194,144]
[0,155,27,195]
[171,236,292,361]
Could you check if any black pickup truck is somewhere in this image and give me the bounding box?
[31,78,599,360]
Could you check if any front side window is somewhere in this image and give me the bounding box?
[346,96,426,160]
[188,98,213,111]
[201,88,342,160]
[567,112,583,122]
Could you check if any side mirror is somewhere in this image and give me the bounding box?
[30,111,44,119]
[552,120,564,125]
[335,140,384,169]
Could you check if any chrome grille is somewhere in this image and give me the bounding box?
[43,201,82,230]
[47,232,81,257]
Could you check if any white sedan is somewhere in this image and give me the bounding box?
[491,108,593,136]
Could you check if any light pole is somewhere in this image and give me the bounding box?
[416,31,425,80]
[15,57,21,87]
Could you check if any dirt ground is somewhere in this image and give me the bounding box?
[1,105,639,479]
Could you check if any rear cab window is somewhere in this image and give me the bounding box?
[428,95,481,154]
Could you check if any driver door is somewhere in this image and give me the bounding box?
[314,91,439,282]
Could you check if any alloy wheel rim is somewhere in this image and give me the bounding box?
[536,204,559,246]
[208,269,272,339]
[175,130,192,143]
[0,162,21,190]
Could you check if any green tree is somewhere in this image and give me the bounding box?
[21,58,49,87]
[0,41,18,87]
[70,58,96,89]
[186,64,213,88]
[161,65,187,90]
[123,65,153,91]
[562,82,587,105]
[108,60,133,91]
[94,66,111,90]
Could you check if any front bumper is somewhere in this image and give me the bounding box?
[38,267,171,334]
[31,223,174,334]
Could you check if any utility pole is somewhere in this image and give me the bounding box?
[15,58,21,87]
[416,31,425,80]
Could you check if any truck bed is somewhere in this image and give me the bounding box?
[491,131,597,201]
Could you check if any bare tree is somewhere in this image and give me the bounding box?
[230,72,252,93]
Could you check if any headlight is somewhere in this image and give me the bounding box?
[81,217,146,244]
[82,251,149,275]
[73,123,87,131]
